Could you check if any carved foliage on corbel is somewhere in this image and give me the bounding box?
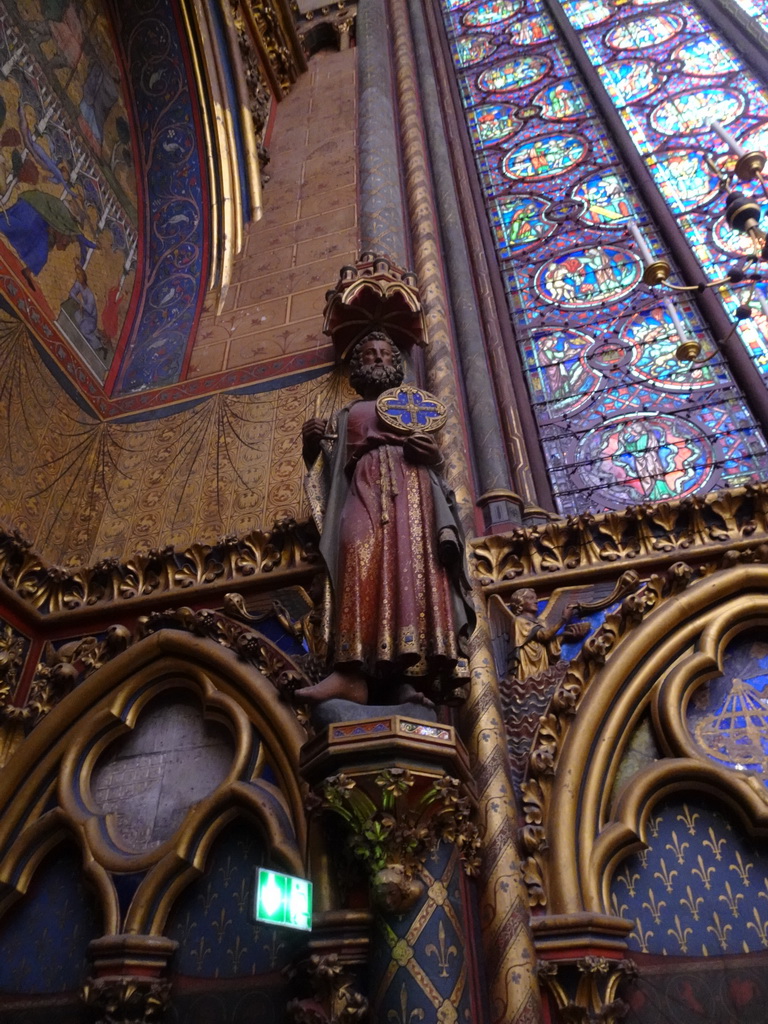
[286,954,369,1024]
[0,622,26,697]
[313,770,481,913]
[470,485,768,586]
[537,956,638,1024]
[521,564,698,907]
[81,977,173,1024]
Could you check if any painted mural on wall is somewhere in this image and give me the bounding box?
[0,0,137,382]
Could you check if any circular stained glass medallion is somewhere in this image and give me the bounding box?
[490,195,556,256]
[712,215,763,257]
[455,34,498,66]
[507,14,553,45]
[622,307,715,392]
[572,171,633,225]
[533,79,587,120]
[477,55,550,92]
[527,328,601,414]
[463,0,523,25]
[601,60,665,107]
[502,133,587,179]
[445,0,474,7]
[575,413,714,507]
[651,89,744,135]
[605,14,683,51]
[673,36,740,76]
[469,104,518,144]
[653,151,720,213]
[561,0,612,28]
[534,245,641,307]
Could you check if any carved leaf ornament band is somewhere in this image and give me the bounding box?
[0,520,318,615]
[470,486,768,588]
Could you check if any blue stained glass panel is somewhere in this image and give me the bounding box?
[673,35,741,76]
[502,134,588,178]
[490,195,557,254]
[650,89,744,135]
[601,60,665,107]
[463,0,524,25]
[455,34,498,65]
[572,171,634,225]
[534,245,642,307]
[533,79,588,120]
[561,0,612,27]
[440,0,768,514]
[572,0,768,383]
[477,55,550,91]
[507,13,555,44]
[604,13,684,50]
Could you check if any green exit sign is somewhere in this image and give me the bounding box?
[255,868,313,931]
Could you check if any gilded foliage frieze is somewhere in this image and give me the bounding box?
[471,487,768,590]
[0,603,311,733]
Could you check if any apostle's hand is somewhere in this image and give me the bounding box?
[403,432,443,467]
[302,417,328,463]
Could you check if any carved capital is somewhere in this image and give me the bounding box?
[286,953,368,1023]
[82,935,177,1024]
[537,955,637,1024]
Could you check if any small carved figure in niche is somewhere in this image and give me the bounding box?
[491,588,589,790]
[296,329,474,706]
[494,588,587,683]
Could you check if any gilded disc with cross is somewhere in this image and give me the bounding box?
[375,385,447,434]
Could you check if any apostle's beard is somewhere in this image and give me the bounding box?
[349,361,404,396]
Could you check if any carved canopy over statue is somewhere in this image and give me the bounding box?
[296,330,474,706]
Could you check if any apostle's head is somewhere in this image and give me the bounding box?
[348,330,404,397]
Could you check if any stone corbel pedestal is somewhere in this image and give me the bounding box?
[81,934,178,1024]
[533,914,637,1024]
[301,713,480,1024]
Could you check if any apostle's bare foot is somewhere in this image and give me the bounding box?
[394,682,435,709]
[293,668,368,705]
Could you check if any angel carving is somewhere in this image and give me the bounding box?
[490,588,589,684]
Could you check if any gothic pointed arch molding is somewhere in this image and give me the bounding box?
[0,628,308,935]
[0,806,119,933]
[531,564,768,919]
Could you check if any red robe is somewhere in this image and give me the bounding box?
[328,400,464,684]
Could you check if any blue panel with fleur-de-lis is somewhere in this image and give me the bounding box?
[165,819,306,978]
[0,841,103,994]
[611,799,768,956]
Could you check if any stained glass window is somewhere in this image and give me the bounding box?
[570,1,768,377]
[440,0,768,515]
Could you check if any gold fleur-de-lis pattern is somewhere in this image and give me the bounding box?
[612,800,768,955]
[0,842,102,993]
[165,820,303,978]
[372,844,472,1024]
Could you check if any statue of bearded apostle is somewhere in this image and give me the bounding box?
[296,330,475,706]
